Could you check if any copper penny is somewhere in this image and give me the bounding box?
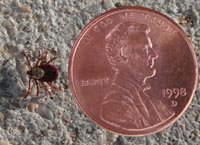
[69,7,198,136]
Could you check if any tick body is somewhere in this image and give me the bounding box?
[21,50,60,98]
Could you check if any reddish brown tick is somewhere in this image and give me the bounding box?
[21,50,61,98]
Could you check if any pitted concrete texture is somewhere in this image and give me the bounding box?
[0,0,200,145]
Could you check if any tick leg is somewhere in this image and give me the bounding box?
[24,78,32,98]
[46,55,59,64]
[41,82,51,95]
[47,82,61,91]
[42,51,48,61]
[35,50,49,66]
[21,51,32,69]
[40,51,48,64]
[35,50,41,67]
[34,80,40,97]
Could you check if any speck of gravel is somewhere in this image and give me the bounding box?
[13,0,20,7]
[65,6,74,14]
[35,105,54,120]
[146,135,154,145]
[16,44,25,52]
[86,4,102,14]
[40,140,52,145]
[180,124,186,132]
[20,5,31,13]
[102,0,115,10]
[27,103,39,112]
[80,11,91,24]
[188,7,199,28]
[195,114,200,122]
[192,130,199,137]
[40,129,49,136]
[113,136,125,145]
[115,2,123,8]
[17,124,26,133]
[0,112,4,126]
[157,130,165,137]
[35,0,42,5]
[0,139,11,145]
[106,132,118,144]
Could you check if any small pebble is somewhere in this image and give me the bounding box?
[86,4,101,13]
[115,2,123,8]
[35,106,54,120]
[40,140,51,145]
[158,130,165,137]
[13,0,20,7]
[16,44,24,52]
[18,124,26,132]
[102,0,114,10]
[40,129,48,136]
[190,8,199,27]
[113,136,125,145]
[36,0,42,5]
[0,112,4,122]
[106,132,117,144]
[195,114,200,122]
[27,103,39,112]
[0,139,11,145]
[180,124,186,131]
[65,6,74,14]
[20,5,31,13]
[191,130,199,139]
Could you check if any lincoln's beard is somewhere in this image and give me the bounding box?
[142,69,156,91]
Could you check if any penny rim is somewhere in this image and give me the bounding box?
[69,6,198,136]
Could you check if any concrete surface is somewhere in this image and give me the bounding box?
[0,0,200,145]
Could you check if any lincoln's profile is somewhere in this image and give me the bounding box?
[100,21,174,130]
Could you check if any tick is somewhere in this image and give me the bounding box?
[21,50,61,98]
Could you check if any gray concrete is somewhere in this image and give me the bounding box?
[0,0,199,144]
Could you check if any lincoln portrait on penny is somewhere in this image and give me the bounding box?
[100,21,174,130]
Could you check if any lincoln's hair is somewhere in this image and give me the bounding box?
[105,21,150,71]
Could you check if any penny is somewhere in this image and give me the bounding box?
[69,7,198,136]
